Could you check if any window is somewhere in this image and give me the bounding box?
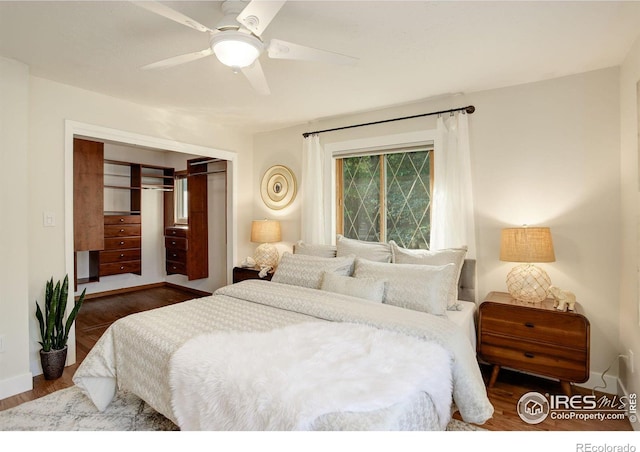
[336,148,433,249]
[174,171,188,224]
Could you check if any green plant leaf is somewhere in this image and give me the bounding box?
[62,288,85,347]
[35,301,48,352]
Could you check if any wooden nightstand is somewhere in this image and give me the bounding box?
[477,291,590,395]
[232,266,274,283]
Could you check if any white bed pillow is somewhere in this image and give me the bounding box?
[271,252,355,289]
[336,235,392,263]
[389,241,467,309]
[293,240,337,258]
[320,271,385,303]
[352,258,457,316]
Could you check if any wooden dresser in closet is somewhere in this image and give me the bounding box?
[165,225,188,276]
[100,215,142,276]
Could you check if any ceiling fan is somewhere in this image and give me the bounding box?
[133,0,358,95]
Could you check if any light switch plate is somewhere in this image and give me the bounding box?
[43,211,56,227]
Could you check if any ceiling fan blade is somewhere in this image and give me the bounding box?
[236,0,286,37]
[241,60,271,95]
[142,48,214,70]
[132,1,215,33]
[267,39,358,66]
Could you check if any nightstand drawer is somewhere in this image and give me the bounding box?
[480,332,587,363]
[480,342,589,382]
[480,302,588,349]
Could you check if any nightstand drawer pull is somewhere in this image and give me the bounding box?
[524,322,535,328]
[524,352,535,358]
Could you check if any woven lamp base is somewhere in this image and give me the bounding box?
[254,243,279,269]
[506,263,551,303]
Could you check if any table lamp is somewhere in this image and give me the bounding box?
[251,219,282,269]
[499,226,555,303]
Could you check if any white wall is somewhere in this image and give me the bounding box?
[619,33,640,430]
[0,57,32,399]
[253,67,622,386]
[0,66,255,396]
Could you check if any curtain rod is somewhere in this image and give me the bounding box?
[302,105,475,138]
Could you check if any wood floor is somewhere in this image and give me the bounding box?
[0,285,633,431]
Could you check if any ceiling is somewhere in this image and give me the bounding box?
[1,1,640,134]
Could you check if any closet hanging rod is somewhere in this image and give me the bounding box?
[188,169,227,176]
[189,158,225,166]
[302,105,475,138]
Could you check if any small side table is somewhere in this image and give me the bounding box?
[477,291,590,396]
[232,266,273,283]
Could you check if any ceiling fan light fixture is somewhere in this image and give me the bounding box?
[210,31,263,69]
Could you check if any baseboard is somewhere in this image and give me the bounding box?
[0,372,33,400]
[79,282,166,300]
[164,282,212,297]
[574,370,620,395]
[80,282,212,301]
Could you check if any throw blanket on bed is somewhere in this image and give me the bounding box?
[169,322,453,431]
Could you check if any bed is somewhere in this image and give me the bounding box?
[73,238,494,431]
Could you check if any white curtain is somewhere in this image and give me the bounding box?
[301,134,327,244]
[430,112,476,257]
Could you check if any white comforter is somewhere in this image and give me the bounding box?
[73,280,493,430]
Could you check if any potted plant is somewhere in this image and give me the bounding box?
[35,275,86,380]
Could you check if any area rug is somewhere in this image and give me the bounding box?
[0,386,485,431]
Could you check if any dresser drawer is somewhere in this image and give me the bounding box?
[166,248,187,264]
[166,261,187,275]
[99,249,141,264]
[104,224,141,238]
[165,236,188,251]
[165,226,188,238]
[479,342,589,382]
[104,215,141,225]
[104,236,141,250]
[99,260,142,276]
[480,302,588,350]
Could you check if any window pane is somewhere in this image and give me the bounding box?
[385,151,431,249]
[342,155,381,242]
